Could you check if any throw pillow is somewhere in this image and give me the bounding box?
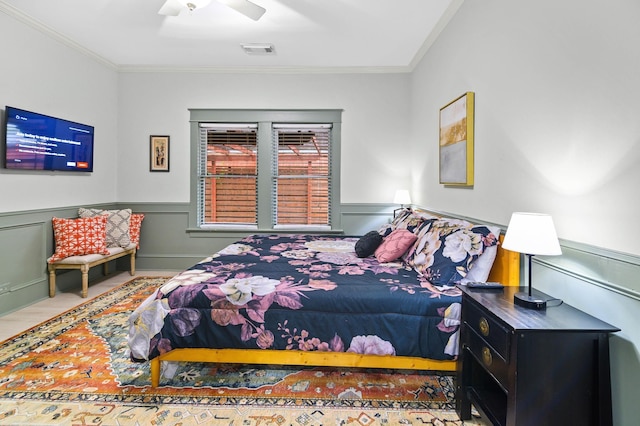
[79,208,132,248]
[375,229,418,263]
[354,230,383,258]
[379,208,439,237]
[460,225,501,283]
[129,213,145,249]
[405,218,499,285]
[48,216,110,263]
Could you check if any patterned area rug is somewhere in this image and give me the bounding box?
[0,277,483,425]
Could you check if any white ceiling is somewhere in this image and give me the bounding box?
[0,0,460,72]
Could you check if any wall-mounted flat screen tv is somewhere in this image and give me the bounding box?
[4,106,94,172]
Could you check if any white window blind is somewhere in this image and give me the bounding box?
[198,123,258,225]
[272,124,331,227]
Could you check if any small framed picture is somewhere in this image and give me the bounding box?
[150,135,170,172]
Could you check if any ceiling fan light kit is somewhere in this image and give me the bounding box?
[159,0,265,21]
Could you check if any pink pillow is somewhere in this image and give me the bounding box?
[375,229,418,263]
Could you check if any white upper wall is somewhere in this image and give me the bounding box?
[0,12,119,212]
[410,0,640,256]
[116,71,411,204]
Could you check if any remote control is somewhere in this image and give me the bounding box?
[466,281,504,289]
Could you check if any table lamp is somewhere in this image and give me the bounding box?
[393,189,411,217]
[393,189,412,217]
[501,212,562,309]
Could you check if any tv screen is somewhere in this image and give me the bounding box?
[4,106,94,172]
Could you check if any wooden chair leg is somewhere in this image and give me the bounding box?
[48,265,56,298]
[130,251,136,276]
[81,264,89,298]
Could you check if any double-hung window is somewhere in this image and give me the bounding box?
[190,109,341,232]
[272,124,331,228]
[198,124,258,226]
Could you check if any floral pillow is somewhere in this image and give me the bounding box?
[378,208,438,237]
[48,216,110,263]
[375,229,418,263]
[460,225,501,283]
[404,218,498,285]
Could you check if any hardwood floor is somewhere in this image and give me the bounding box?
[0,270,178,342]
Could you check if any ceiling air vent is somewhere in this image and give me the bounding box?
[241,43,275,55]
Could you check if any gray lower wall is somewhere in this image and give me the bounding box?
[0,202,638,425]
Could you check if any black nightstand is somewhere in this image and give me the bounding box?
[456,285,619,426]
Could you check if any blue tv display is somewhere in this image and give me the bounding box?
[4,106,94,172]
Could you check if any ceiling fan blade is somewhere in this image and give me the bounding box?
[218,0,266,21]
[158,0,183,16]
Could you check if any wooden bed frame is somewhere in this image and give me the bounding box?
[149,235,520,387]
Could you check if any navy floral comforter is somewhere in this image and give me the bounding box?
[128,235,463,363]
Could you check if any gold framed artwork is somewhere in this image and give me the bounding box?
[150,135,170,172]
[439,92,474,186]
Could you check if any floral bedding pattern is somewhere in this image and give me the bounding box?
[128,234,464,364]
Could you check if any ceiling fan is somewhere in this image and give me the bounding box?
[158,0,266,21]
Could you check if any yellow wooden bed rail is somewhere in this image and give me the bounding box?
[149,234,520,387]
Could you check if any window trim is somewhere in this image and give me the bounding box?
[188,109,342,233]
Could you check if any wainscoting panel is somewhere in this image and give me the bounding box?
[534,256,639,426]
[538,242,640,301]
[0,222,45,289]
[0,205,97,315]
[115,203,243,270]
[340,203,393,236]
[0,222,47,312]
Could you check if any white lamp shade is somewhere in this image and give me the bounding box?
[393,189,411,205]
[502,212,562,256]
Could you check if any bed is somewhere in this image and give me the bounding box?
[128,209,519,387]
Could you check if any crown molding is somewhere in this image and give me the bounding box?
[115,65,412,74]
[409,0,464,70]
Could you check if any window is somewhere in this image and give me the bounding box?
[189,109,342,232]
[198,124,258,226]
[273,124,331,227]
